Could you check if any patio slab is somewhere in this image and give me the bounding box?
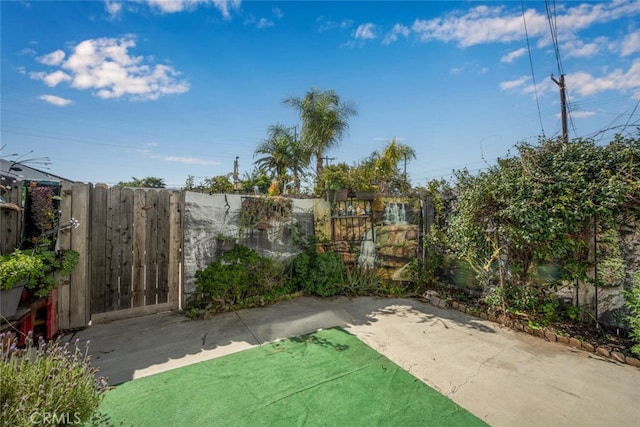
[70,296,640,426]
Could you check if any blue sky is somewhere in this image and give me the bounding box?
[2,0,639,188]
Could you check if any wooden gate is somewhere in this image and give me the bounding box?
[84,184,183,324]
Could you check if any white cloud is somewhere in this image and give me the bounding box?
[621,31,640,56]
[37,49,66,65]
[31,37,189,101]
[411,1,640,48]
[104,0,122,18]
[257,17,274,29]
[450,62,488,75]
[569,60,640,97]
[354,23,376,40]
[382,24,410,45]
[317,16,353,32]
[500,60,640,99]
[562,37,607,58]
[39,94,73,106]
[142,0,241,18]
[272,6,283,19]
[501,47,527,63]
[153,155,221,165]
[499,75,531,91]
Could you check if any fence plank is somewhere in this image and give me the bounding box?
[156,190,170,304]
[167,191,182,307]
[118,188,134,309]
[132,189,146,307]
[57,182,73,331]
[90,184,108,315]
[145,190,159,305]
[0,180,23,254]
[69,182,90,329]
[106,187,122,312]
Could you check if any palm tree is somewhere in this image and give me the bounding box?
[254,124,308,193]
[283,88,358,184]
[375,139,417,193]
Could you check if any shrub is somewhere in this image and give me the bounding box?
[292,249,345,297]
[0,332,109,426]
[625,272,640,357]
[187,245,292,315]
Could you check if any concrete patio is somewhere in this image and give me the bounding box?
[70,296,640,427]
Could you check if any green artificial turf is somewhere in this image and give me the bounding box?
[100,328,486,426]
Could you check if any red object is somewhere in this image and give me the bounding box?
[2,289,58,346]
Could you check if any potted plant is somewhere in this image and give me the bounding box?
[0,250,44,318]
[320,163,352,203]
[0,248,79,318]
[215,234,237,252]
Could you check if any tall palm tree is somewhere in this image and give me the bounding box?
[283,88,358,183]
[254,124,308,192]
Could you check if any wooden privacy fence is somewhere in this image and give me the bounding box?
[79,184,183,325]
[1,181,183,330]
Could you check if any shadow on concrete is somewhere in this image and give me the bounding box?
[68,296,496,385]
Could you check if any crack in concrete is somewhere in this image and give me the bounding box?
[446,345,509,396]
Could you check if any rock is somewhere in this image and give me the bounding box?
[611,351,626,363]
[488,314,497,322]
[544,331,557,342]
[569,338,582,348]
[451,301,459,310]
[625,356,640,368]
[458,303,466,312]
[581,342,595,353]
[556,335,570,344]
[430,296,441,307]
[596,347,610,358]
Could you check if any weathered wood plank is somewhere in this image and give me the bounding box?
[69,182,90,329]
[118,188,134,309]
[144,190,159,305]
[90,301,177,324]
[105,187,122,312]
[156,190,170,304]
[132,189,146,307]
[167,191,182,307]
[57,182,73,330]
[0,180,24,254]
[90,184,108,315]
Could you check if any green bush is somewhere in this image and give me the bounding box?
[625,272,640,357]
[187,245,292,315]
[292,249,346,297]
[0,332,109,426]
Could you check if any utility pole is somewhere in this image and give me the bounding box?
[550,74,568,144]
[322,156,335,167]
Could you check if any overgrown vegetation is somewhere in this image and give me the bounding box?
[0,332,109,426]
[186,245,293,317]
[625,272,640,357]
[291,246,346,298]
[446,135,640,319]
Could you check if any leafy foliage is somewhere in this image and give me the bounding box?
[184,175,233,193]
[448,134,640,313]
[291,246,346,297]
[1,331,109,426]
[115,176,166,188]
[625,271,640,357]
[187,245,292,316]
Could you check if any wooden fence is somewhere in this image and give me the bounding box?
[2,182,183,329]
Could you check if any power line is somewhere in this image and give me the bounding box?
[521,0,545,136]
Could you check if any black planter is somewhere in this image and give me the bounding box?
[1,282,25,318]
